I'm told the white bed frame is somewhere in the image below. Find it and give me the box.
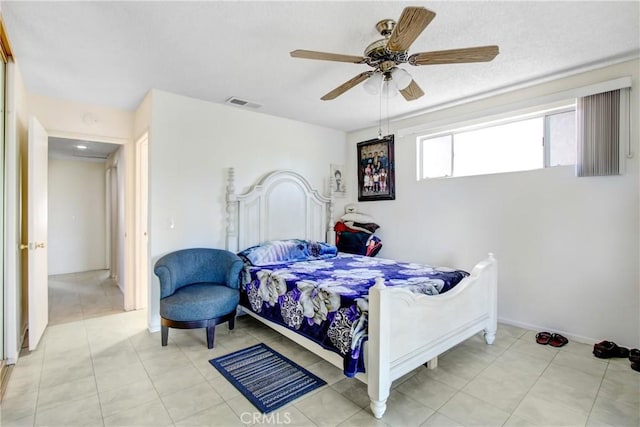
[225,168,497,419]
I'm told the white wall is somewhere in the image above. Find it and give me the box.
[147,90,348,330]
[27,93,133,144]
[48,159,106,275]
[347,59,640,347]
[134,90,152,141]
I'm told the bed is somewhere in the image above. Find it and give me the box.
[225,168,497,419]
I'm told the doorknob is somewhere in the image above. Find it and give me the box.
[35,242,46,249]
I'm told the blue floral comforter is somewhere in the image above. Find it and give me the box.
[239,252,469,377]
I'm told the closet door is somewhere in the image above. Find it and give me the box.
[27,116,49,350]
[0,43,5,366]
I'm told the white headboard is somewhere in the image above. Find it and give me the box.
[225,168,334,252]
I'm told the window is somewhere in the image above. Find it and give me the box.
[418,106,576,179]
[547,110,577,167]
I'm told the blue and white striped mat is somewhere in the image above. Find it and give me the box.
[209,343,327,413]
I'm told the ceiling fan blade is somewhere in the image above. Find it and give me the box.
[290,49,366,64]
[387,7,436,52]
[321,72,373,101]
[399,79,424,101]
[409,45,499,65]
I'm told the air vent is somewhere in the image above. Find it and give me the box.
[225,97,262,109]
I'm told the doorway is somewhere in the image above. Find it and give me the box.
[47,137,124,323]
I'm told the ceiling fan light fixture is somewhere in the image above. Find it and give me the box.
[363,71,383,95]
[391,67,412,90]
[383,79,399,98]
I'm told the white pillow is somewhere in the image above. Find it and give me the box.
[340,212,376,223]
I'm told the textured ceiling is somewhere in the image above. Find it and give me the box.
[2,1,639,134]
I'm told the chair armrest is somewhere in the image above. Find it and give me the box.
[218,251,244,290]
[154,263,176,299]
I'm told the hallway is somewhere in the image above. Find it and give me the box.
[48,270,124,325]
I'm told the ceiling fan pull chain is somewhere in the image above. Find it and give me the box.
[378,84,383,139]
[386,83,391,136]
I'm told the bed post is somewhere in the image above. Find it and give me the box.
[367,277,390,419]
[226,167,238,252]
[327,175,335,244]
[484,253,498,344]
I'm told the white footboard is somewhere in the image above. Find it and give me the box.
[366,253,497,418]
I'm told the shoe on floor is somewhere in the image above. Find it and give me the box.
[536,332,552,345]
[549,333,568,348]
[593,340,629,359]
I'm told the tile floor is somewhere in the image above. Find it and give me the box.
[48,270,125,325]
[1,270,638,427]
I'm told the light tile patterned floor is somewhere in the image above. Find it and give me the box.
[1,270,639,427]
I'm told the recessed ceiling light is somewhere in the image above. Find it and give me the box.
[76,144,88,150]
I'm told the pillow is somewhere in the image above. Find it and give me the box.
[238,239,338,266]
[340,212,376,224]
[344,220,379,233]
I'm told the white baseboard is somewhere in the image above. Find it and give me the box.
[498,316,600,346]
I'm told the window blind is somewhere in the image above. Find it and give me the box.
[576,88,630,177]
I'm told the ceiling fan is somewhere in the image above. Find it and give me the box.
[290,6,499,102]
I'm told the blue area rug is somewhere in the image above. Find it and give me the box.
[209,343,327,413]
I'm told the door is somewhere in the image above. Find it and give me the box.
[27,116,48,350]
[0,50,5,362]
[135,134,149,309]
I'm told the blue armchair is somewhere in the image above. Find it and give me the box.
[154,248,244,349]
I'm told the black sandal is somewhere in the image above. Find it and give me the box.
[593,340,629,359]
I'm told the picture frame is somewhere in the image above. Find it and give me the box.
[330,164,346,197]
[357,135,395,201]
